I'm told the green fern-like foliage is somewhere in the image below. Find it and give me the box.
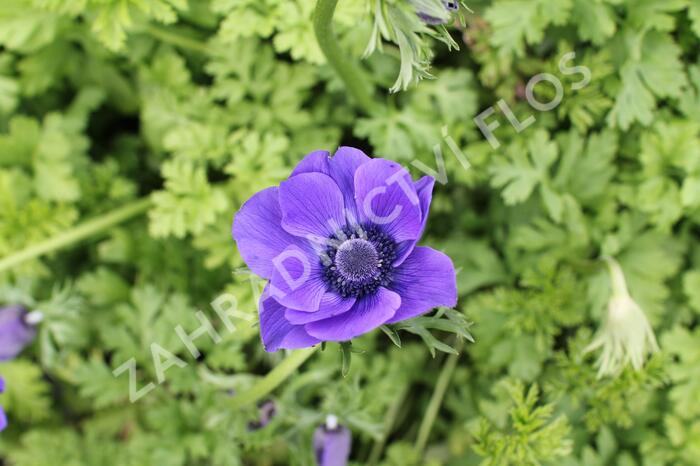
[2,0,700,465]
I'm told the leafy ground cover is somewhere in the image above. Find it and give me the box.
[1,0,699,465]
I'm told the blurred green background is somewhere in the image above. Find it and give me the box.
[1,0,700,465]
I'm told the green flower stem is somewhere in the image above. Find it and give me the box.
[228,347,318,410]
[368,383,409,464]
[0,198,152,273]
[313,0,379,115]
[144,24,212,54]
[414,340,464,453]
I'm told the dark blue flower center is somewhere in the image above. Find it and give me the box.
[335,239,379,281]
[321,225,397,298]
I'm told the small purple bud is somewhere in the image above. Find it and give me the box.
[0,305,39,361]
[228,390,278,431]
[0,376,7,432]
[313,415,351,466]
[248,400,277,430]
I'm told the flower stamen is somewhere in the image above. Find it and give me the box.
[321,225,397,298]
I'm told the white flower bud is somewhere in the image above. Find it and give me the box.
[24,310,44,326]
[325,414,339,431]
[585,256,659,378]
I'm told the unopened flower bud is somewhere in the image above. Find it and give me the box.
[248,400,277,431]
[0,305,39,361]
[585,257,659,377]
[313,415,351,466]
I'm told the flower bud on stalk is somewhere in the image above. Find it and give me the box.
[0,305,41,361]
[586,257,659,377]
[313,414,351,466]
[225,389,278,431]
[248,400,277,431]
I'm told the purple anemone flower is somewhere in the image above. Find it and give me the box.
[232,147,457,352]
[413,0,459,25]
[0,305,38,361]
[0,376,7,432]
[313,416,351,466]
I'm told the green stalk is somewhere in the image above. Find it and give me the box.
[228,347,317,409]
[144,24,212,54]
[368,383,409,464]
[313,0,379,115]
[414,340,463,454]
[0,198,152,273]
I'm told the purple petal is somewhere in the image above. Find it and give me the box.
[394,176,435,266]
[386,246,457,323]
[314,425,352,466]
[291,150,331,177]
[0,376,4,393]
[290,147,371,226]
[285,292,356,325]
[293,148,370,188]
[0,305,36,361]
[259,288,321,352]
[305,287,400,341]
[354,159,422,243]
[232,187,302,279]
[328,147,371,223]
[269,245,327,312]
[414,176,435,234]
[280,173,347,240]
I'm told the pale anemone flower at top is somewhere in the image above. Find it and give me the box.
[411,0,460,25]
[586,256,659,377]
